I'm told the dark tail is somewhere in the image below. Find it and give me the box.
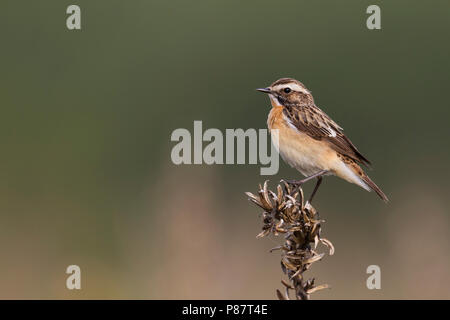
[362,174,389,203]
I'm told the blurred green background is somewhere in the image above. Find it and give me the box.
[1,0,449,299]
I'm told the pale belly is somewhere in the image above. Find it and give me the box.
[272,129,333,176]
[268,109,336,177]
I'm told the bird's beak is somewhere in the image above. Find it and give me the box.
[256,87,272,94]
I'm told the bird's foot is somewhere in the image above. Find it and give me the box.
[282,179,306,186]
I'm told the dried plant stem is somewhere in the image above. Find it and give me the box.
[246,180,334,300]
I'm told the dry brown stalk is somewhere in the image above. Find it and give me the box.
[245,180,334,300]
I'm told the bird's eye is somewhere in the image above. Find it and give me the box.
[283,87,291,93]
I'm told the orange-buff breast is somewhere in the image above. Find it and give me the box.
[267,106,338,177]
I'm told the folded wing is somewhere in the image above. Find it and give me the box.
[283,104,372,167]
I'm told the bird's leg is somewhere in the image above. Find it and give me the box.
[284,170,328,186]
[308,176,323,203]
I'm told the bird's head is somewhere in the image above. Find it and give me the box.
[257,78,314,108]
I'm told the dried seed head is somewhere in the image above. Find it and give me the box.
[246,180,334,300]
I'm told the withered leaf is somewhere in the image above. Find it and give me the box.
[276,289,287,300]
[306,284,330,294]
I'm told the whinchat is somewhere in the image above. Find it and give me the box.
[257,78,388,203]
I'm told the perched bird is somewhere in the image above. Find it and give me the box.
[257,78,388,203]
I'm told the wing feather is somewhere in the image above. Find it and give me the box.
[283,104,371,167]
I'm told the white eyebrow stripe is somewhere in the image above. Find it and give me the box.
[272,83,310,94]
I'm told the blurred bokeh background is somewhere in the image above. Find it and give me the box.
[1,0,449,299]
